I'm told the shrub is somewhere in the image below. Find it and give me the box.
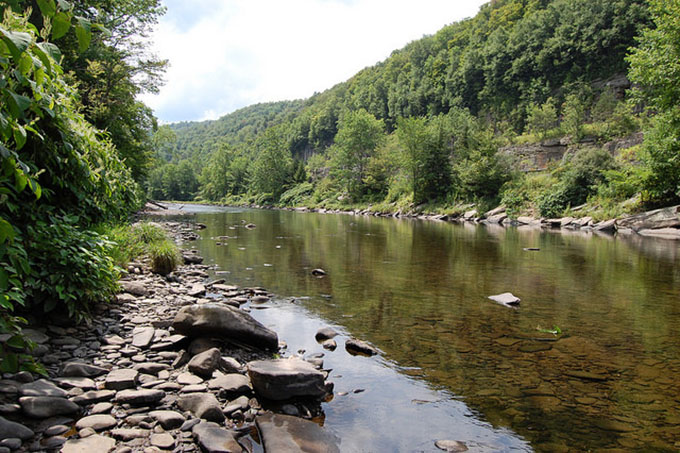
[148,240,181,276]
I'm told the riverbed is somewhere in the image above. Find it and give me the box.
[167,203,680,452]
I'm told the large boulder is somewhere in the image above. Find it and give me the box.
[192,421,242,453]
[247,358,330,401]
[172,304,278,350]
[188,347,222,379]
[256,413,340,453]
[617,205,680,231]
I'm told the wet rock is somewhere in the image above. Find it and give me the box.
[177,393,225,423]
[208,374,251,395]
[345,338,378,356]
[1,438,22,450]
[188,348,221,379]
[61,434,116,453]
[132,327,155,349]
[61,362,108,378]
[105,369,139,390]
[75,414,117,431]
[192,421,241,453]
[488,293,521,307]
[311,269,326,276]
[321,339,337,351]
[19,379,68,398]
[149,410,185,430]
[256,413,340,453]
[315,327,338,341]
[247,358,329,401]
[172,304,278,350]
[182,251,204,265]
[115,389,165,406]
[435,439,469,452]
[0,416,33,440]
[19,396,79,418]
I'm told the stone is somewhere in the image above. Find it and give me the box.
[220,357,243,374]
[61,362,108,378]
[120,281,149,297]
[617,205,680,231]
[91,402,113,414]
[54,377,96,390]
[188,284,206,298]
[19,396,79,418]
[132,327,155,349]
[256,413,340,453]
[188,348,221,379]
[0,438,22,449]
[188,338,220,355]
[133,363,168,376]
[321,339,337,351]
[311,268,326,276]
[315,327,338,341]
[247,358,329,401]
[208,374,251,394]
[177,372,203,385]
[111,428,149,440]
[104,335,126,346]
[115,389,165,406]
[44,424,69,436]
[192,421,241,453]
[593,219,617,232]
[19,379,68,397]
[172,304,278,350]
[105,369,139,390]
[148,410,185,430]
[75,414,117,431]
[70,390,116,405]
[345,338,379,356]
[0,416,33,440]
[176,393,225,423]
[638,227,680,240]
[488,293,521,307]
[61,434,116,453]
[23,329,49,344]
[435,440,469,452]
[150,433,174,449]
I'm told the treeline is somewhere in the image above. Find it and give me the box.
[1,0,164,370]
[148,0,680,217]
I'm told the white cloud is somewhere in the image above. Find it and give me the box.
[140,0,487,123]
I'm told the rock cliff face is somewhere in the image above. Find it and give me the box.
[500,133,643,172]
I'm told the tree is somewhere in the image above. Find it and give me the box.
[627,0,680,203]
[561,90,589,140]
[250,127,293,201]
[526,97,557,140]
[331,109,385,200]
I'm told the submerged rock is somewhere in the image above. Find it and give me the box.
[345,338,378,356]
[256,413,340,453]
[247,358,330,401]
[435,439,469,452]
[172,303,278,350]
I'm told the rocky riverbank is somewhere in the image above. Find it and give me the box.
[0,221,345,453]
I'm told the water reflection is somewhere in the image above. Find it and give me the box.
[176,206,680,452]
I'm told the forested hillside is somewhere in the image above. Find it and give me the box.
[148,0,679,222]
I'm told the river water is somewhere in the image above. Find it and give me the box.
[169,204,680,452]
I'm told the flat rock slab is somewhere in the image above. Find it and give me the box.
[345,339,378,356]
[105,369,139,390]
[248,358,328,401]
[0,416,34,440]
[20,379,68,397]
[71,390,116,405]
[149,410,186,430]
[120,280,149,296]
[61,362,108,378]
[19,396,79,418]
[256,413,340,453]
[132,327,155,349]
[61,434,116,453]
[192,421,242,453]
[75,414,117,431]
[111,428,149,440]
[151,432,175,449]
[115,389,165,406]
[177,393,225,423]
[172,303,278,350]
[488,293,521,307]
[54,377,96,390]
[208,374,251,394]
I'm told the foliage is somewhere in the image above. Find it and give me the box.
[525,98,557,140]
[104,221,179,276]
[148,239,180,275]
[279,182,314,206]
[627,0,680,204]
[250,126,293,202]
[561,88,591,141]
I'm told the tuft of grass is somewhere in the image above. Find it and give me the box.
[102,222,181,274]
[148,239,182,275]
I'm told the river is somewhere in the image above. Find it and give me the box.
[168,204,680,452]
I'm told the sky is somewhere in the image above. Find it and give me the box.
[139,0,488,124]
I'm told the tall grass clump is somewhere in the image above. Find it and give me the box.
[104,222,181,275]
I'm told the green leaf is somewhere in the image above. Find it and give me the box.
[0,269,7,291]
[52,12,71,40]
[18,52,32,74]
[75,17,91,52]
[14,168,27,192]
[6,335,25,349]
[37,42,61,63]
[0,219,15,244]
[36,0,57,18]
[0,352,19,373]
[0,27,32,62]
[5,91,32,118]
[28,178,42,199]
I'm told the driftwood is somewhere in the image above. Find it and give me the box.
[147,199,168,210]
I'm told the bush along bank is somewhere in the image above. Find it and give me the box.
[0,221,348,453]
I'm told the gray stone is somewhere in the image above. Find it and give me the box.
[54,377,96,390]
[188,338,220,355]
[0,416,33,440]
[188,284,206,298]
[172,303,278,350]
[91,402,113,414]
[617,205,680,231]
[115,389,165,406]
[43,424,69,436]
[435,440,469,452]
[61,362,108,378]
[148,410,185,430]
[247,358,329,401]
[70,390,116,405]
[23,329,49,344]
[19,379,68,398]
[315,327,338,341]
[105,369,139,390]
[256,413,340,453]
[188,348,221,379]
[133,362,168,376]
[19,396,79,418]
[150,433,174,449]
[321,339,337,351]
[75,414,117,431]
[132,327,155,349]
[176,393,225,423]
[488,293,521,307]
[191,421,241,453]
[208,374,250,394]
[177,372,203,385]
[345,338,379,356]
[638,227,680,240]
[111,428,149,440]
[61,434,116,453]
[594,219,617,232]
[120,281,149,297]
[219,357,243,374]
[0,438,22,449]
